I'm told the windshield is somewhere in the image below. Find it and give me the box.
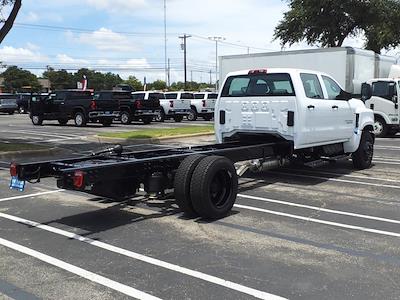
[221,73,295,97]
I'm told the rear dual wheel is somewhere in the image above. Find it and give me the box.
[174,155,238,219]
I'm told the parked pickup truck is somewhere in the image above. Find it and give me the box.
[188,92,217,121]
[116,91,161,125]
[0,94,18,114]
[158,92,192,122]
[11,68,374,220]
[30,90,120,127]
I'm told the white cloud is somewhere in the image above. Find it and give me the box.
[86,0,146,13]
[0,46,47,64]
[24,11,39,23]
[72,28,136,52]
[56,54,90,65]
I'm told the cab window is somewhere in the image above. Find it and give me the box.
[165,93,177,99]
[195,94,205,99]
[181,93,194,99]
[207,93,218,99]
[372,81,397,101]
[132,93,145,100]
[300,73,324,99]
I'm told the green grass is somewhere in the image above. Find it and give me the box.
[100,125,214,139]
[0,143,47,152]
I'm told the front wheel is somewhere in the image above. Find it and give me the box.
[187,109,197,121]
[374,117,387,138]
[120,111,132,125]
[154,110,165,122]
[18,106,26,114]
[31,115,43,126]
[352,131,374,170]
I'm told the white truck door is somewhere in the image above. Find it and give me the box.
[299,73,334,145]
[321,75,354,141]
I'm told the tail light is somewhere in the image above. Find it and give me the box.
[73,171,85,189]
[135,100,143,109]
[10,162,18,177]
[169,100,174,108]
[90,100,97,110]
[202,100,206,107]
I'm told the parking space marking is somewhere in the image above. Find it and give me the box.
[0,190,64,203]
[375,145,400,150]
[281,168,400,183]
[373,160,400,165]
[0,237,161,300]
[234,204,400,238]
[270,171,400,189]
[238,194,400,224]
[0,212,286,300]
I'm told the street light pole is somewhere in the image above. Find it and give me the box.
[208,36,225,91]
[163,0,168,86]
[179,34,191,90]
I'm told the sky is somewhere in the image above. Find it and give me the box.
[0,0,399,84]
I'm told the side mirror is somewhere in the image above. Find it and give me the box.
[361,83,372,102]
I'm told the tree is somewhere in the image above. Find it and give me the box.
[43,67,75,90]
[273,0,400,53]
[1,65,41,92]
[147,80,167,91]
[0,0,21,44]
[124,76,143,91]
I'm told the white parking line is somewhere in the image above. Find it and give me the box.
[0,237,161,300]
[270,171,400,189]
[0,212,286,300]
[238,194,400,225]
[373,160,400,165]
[234,204,400,238]
[282,169,400,184]
[0,190,65,203]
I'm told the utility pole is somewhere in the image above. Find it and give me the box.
[167,58,171,87]
[208,36,225,91]
[164,0,168,85]
[209,70,212,85]
[191,70,193,82]
[179,34,191,90]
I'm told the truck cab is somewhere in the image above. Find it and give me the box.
[188,92,217,121]
[216,68,374,160]
[159,92,192,122]
[362,79,400,137]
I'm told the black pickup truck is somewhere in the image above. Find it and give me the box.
[29,90,120,127]
[95,91,161,125]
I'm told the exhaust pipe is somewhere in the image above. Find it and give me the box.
[236,157,289,176]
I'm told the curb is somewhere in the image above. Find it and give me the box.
[91,132,215,144]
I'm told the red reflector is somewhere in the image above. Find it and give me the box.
[169,100,174,108]
[248,69,268,75]
[135,100,143,109]
[73,171,84,189]
[10,163,17,177]
[202,100,206,107]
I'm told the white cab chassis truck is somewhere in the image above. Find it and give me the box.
[361,66,400,137]
[10,68,375,220]
[188,92,218,121]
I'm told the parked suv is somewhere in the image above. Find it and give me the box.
[158,92,191,122]
[30,90,120,127]
[108,91,161,125]
[0,94,18,115]
[189,92,217,121]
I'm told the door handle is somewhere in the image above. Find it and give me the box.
[307,105,315,110]
[332,105,339,109]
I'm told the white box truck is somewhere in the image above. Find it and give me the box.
[220,47,398,136]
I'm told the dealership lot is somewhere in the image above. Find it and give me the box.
[1,124,400,299]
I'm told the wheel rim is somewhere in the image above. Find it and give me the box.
[188,111,195,121]
[32,116,39,124]
[374,120,383,135]
[75,114,83,125]
[19,107,24,113]
[209,169,233,208]
[121,113,129,124]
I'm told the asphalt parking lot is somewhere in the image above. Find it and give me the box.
[1,114,400,299]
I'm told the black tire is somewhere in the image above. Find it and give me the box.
[174,154,206,217]
[190,156,238,219]
[174,115,183,123]
[31,115,43,126]
[155,109,165,122]
[101,119,113,127]
[203,115,213,121]
[352,131,374,170]
[74,111,87,127]
[8,111,14,115]
[58,119,68,126]
[373,116,387,138]
[142,116,152,125]
[120,111,132,125]
[187,108,197,121]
